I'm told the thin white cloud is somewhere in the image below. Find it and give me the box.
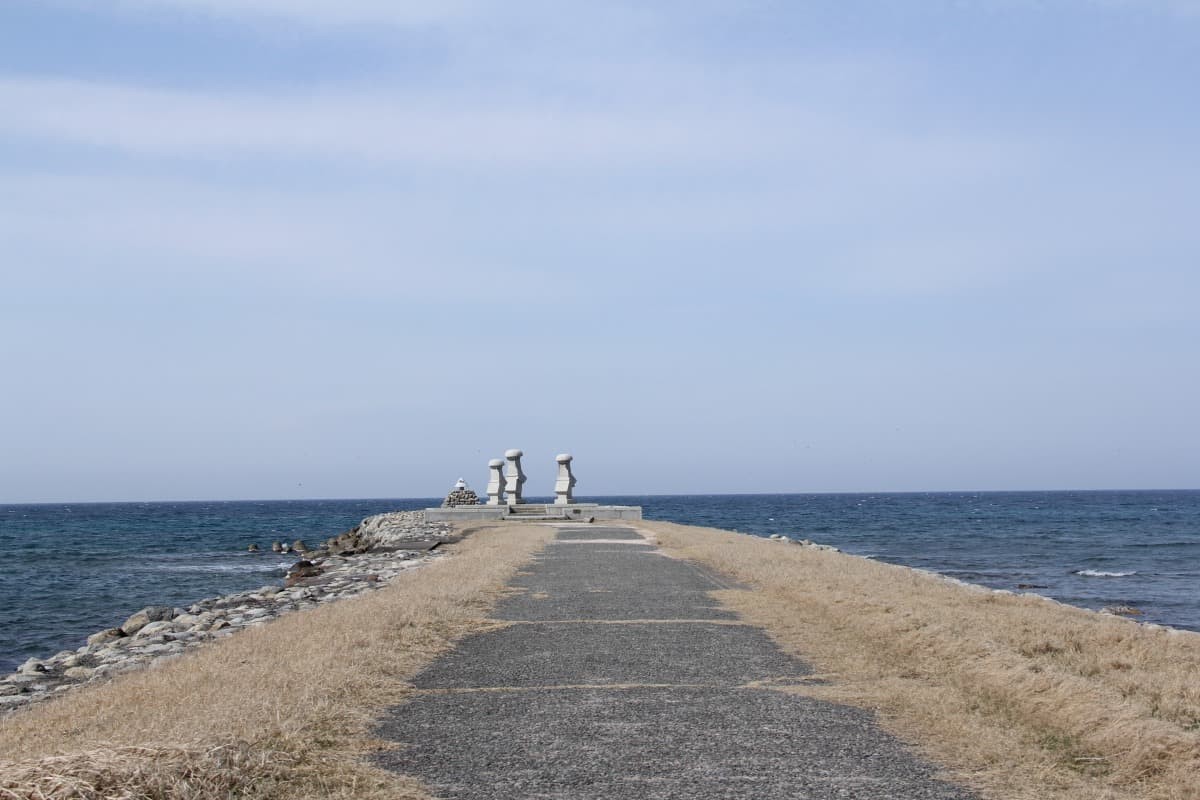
[0,74,1033,178]
[101,0,480,27]
[92,0,1200,27]
[0,76,754,167]
[5,68,1140,312]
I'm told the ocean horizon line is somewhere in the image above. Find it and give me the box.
[3,486,1199,507]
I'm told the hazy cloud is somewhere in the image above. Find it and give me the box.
[2,0,1197,500]
[84,0,481,27]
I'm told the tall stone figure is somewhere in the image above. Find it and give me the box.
[486,458,505,506]
[504,449,526,505]
[554,453,577,505]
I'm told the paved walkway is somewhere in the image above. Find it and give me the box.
[376,525,977,799]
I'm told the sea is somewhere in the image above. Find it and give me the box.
[2,490,1197,673]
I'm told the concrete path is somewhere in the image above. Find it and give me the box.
[376,525,978,799]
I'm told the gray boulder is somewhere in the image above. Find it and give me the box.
[120,606,175,636]
[135,620,175,638]
[18,658,47,675]
[285,560,323,587]
[87,627,126,646]
[323,528,369,556]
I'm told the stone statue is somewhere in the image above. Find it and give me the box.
[554,453,577,505]
[486,459,505,505]
[504,449,527,505]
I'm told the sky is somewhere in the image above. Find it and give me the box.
[1,0,1197,502]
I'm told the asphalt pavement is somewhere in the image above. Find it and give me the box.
[375,524,978,799]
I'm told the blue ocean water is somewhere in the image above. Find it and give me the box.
[0,498,434,673]
[1,491,1197,673]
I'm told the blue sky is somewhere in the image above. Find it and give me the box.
[2,1,1197,502]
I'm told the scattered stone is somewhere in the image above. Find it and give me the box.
[120,606,175,636]
[1103,605,1144,617]
[136,620,175,638]
[271,541,283,552]
[0,684,20,696]
[87,628,126,647]
[248,543,260,552]
[325,528,369,556]
[63,666,94,680]
[6,674,43,688]
[285,560,323,587]
[292,539,308,553]
[18,658,47,675]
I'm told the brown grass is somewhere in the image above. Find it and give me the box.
[0,523,553,800]
[638,519,1200,800]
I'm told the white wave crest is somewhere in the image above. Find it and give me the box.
[1074,569,1137,578]
[160,562,291,573]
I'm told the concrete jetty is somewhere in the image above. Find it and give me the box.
[376,523,977,799]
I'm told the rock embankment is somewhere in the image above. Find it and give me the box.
[0,511,452,715]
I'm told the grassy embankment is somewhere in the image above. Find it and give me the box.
[0,523,554,800]
[638,519,1200,800]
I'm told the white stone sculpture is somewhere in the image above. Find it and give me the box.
[504,449,527,505]
[486,459,505,505]
[554,453,577,505]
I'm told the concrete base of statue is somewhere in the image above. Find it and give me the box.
[424,503,642,523]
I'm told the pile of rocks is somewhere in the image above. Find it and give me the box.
[0,511,453,715]
[441,479,480,508]
[442,488,480,507]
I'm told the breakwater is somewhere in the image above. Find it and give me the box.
[2,490,1198,677]
[619,490,1200,632]
[0,511,450,714]
[0,498,436,672]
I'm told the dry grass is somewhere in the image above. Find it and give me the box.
[0,523,553,800]
[638,519,1200,800]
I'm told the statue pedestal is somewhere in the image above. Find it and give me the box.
[424,503,642,523]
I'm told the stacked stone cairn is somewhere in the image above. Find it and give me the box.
[441,477,480,507]
[0,510,452,715]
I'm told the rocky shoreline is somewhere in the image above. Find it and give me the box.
[0,511,453,716]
